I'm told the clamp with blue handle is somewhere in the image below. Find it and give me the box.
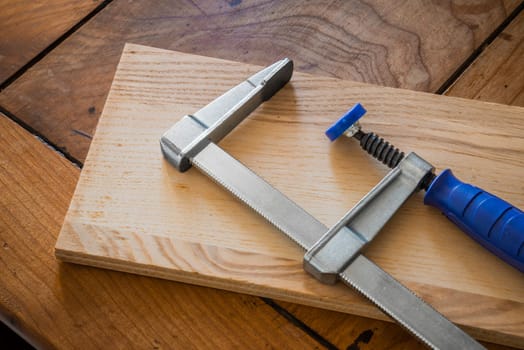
[326,103,524,272]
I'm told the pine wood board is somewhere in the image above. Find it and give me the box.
[0,0,518,163]
[56,44,524,347]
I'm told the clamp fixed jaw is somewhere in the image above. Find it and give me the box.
[160,58,293,172]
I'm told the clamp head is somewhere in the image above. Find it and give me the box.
[325,103,367,141]
[160,58,293,172]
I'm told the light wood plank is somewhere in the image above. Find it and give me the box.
[56,44,524,348]
[0,0,517,162]
[0,0,102,84]
[446,11,524,106]
[0,113,327,349]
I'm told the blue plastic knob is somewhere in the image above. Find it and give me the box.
[424,169,524,272]
[325,103,367,141]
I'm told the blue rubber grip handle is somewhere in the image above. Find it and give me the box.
[424,169,524,272]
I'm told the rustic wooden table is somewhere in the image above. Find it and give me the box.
[0,1,523,349]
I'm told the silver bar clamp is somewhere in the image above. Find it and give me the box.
[160,58,484,349]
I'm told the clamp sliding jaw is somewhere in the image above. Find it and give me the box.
[304,152,434,284]
[160,59,483,349]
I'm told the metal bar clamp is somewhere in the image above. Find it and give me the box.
[160,59,484,349]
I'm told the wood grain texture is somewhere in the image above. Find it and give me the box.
[56,44,524,347]
[0,0,102,84]
[0,136,490,350]
[0,111,459,350]
[446,10,524,106]
[276,302,518,350]
[289,10,524,343]
[2,2,522,348]
[0,113,331,349]
[0,0,518,162]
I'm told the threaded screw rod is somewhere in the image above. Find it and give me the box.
[353,130,435,190]
[354,130,404,168]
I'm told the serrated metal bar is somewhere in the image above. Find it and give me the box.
[340,256,482,349]
[190,141,483,350]
[192,142,325,249]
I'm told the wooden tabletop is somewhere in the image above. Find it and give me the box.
[1,1,523,349]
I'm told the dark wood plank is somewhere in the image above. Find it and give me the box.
[0,0,519,163]
[0,0,103,84]
[0,113,325,349]
[278,303,515,349]
[445,10,524,106]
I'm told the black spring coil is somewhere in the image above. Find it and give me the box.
[359,132,404,168]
